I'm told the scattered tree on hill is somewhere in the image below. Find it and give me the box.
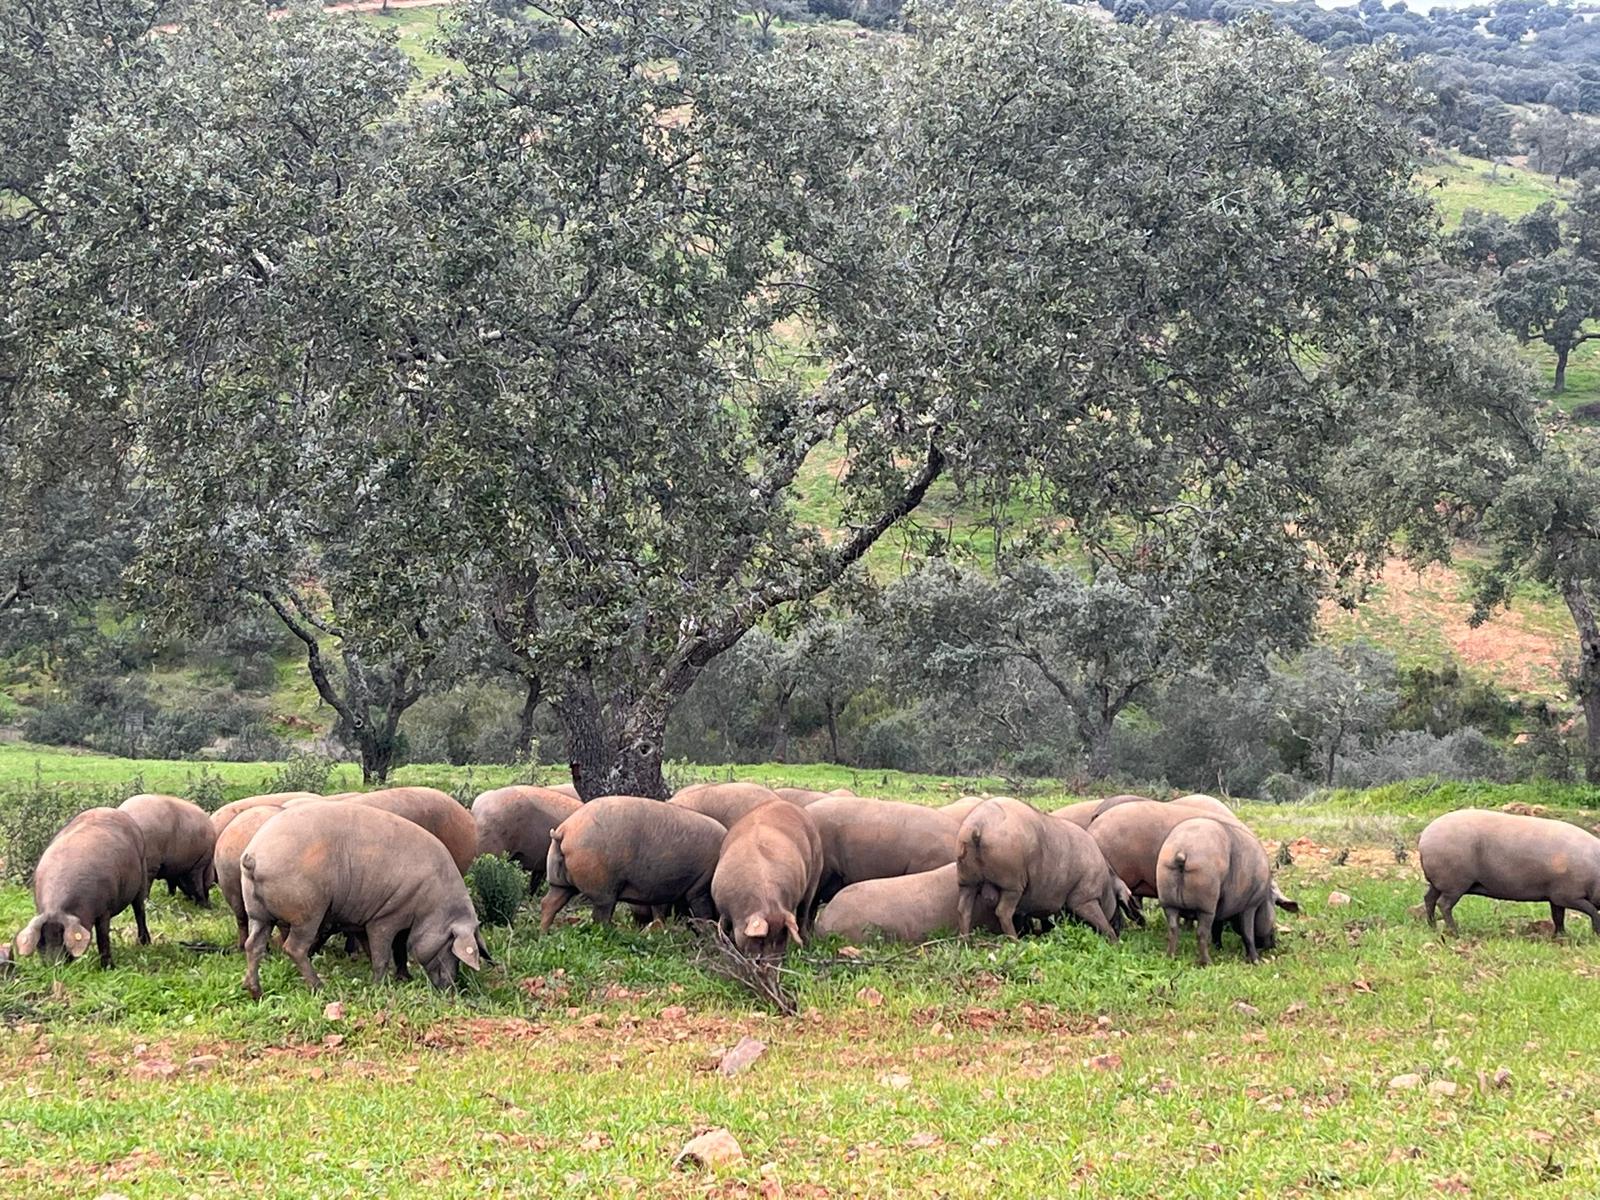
[1492,250,1600,392]
[1271,641,1400,786]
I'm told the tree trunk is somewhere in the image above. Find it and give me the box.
[825,697,840,763]
[773,684,794,763]
[555,676,670,801]
[1324,725,1341,788]
[1086,715,1113,779]
[1558,571,1600,785]
[1555,343,1570,394]
[514,676,541,759]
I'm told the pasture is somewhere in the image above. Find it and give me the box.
[3,759,1600,1197]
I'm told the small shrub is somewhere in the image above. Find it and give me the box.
[1274,841,1294,868]
[1330,847,1350,866]
[1392,837,1409,864]
[182,766,228,814]
[266,752,337,796]
[468,853,526,926]
[0,770,98,884]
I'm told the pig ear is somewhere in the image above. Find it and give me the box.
[452,929,482,971]
[785,913,804,949]
[62,917,92,959]
[743,915,769,940]
[1274,896,1300,914]
[14,916,43,958]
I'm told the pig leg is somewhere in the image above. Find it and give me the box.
[1240,909,1260,964]
[243,918,272,1000]
[392,929,412,981]
[687,889,716,923]
[95,913,114,969]
[993,889,1022,939]
[133,893,151,945]
[956,885,977,938]
[1068,900,1117,943]
[1423,884,1441,927]
[1436,892,1462,934]
[1563,897,1600,935]
[1551,904,1567,936]
[540,886,577,933]
[234,908,249,951]
[1194,912,1215,966]
[365,919,402,983]
[1164,907,1182,957]
[282,923,325,993]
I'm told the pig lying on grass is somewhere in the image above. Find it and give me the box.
[817,863,1004,943]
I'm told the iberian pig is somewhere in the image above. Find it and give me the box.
[1419,808,1600,936]
[712,802,823,960]
[240,803,483,998]
[540,796,725,931]
[214,805,283,949]
[16,808,150,967]
[806,797,961,902]
[1157,816,1282,965]
[817,863,1004,943]
[348,787,478,875]
[956,798,1127,941]
[670,781,788,828]
[471,785,581,888]
[118,793,216,905]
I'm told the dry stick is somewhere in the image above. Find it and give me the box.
[688,919,797,1016]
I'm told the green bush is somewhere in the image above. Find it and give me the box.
[266,752,337,796]
[467,853,526,926]
[0,771,103,884]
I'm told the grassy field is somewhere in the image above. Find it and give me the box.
[4,764,1600,1195]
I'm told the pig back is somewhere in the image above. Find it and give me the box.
[669,782,787,828]
[472,786,580,864]
[118,793,215,880]
[808,798,960,892]
[348,787,478,874]
[1419,809,1600,900]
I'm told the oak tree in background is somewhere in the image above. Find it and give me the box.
[7,0,1535,795]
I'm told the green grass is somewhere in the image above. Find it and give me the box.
[1419,153,1570,226]
[5,775,1600,1194]
[355,5,457,86]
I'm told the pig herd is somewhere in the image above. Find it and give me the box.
[11,781,1595,998]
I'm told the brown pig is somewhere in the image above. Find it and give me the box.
[806,797,961,902]
[956,798,1128,941]
[1171,793,1234,818]
[241,803,484,998]
[1419,808,1600,936]
[118,793,216,906]
[471,785,581,887]
[1052,799,1103,829]
[16,808,150,968]
[540,796,725,931]
[670,781,789,828]
[712,802,823,960]
[772,787,853,806]
[1089,800,1256,900]
[1089,793,1156,820]
[1157,816,1285,965]
[214,805,284,948]
[348,787,477,875]
[817,863,1004,943]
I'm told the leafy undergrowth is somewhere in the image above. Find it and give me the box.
[4,793,1600,1196]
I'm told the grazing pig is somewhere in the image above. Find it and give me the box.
[670,782,788,828]
[1157,816,1283,965]
[118,793,216,905]
[940,796,990,823]
[215,805,284,949]
[348,787,477,875]
[1089,800,1264,900]
[817,863,1004,943]
[712,802,824,960]
[241,803,484,998]
[540,796,725,931]
[16,808,150,968]
[1418,809,1600,936]
[471,786,581,887]
[956,798,1127,941]
[212,793,319,837]
[806,797,962,902]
